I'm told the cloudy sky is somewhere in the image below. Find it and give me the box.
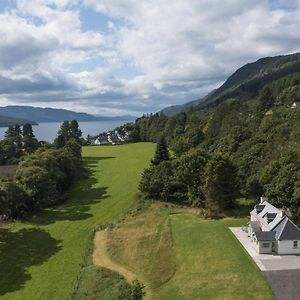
[0,0,300,116]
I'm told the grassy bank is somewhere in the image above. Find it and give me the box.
[105,204,274,300]
[0,143,155,300]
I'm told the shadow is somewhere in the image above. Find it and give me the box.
[22,156,115,226]
[0,228,62,295]
[225,199,256,218]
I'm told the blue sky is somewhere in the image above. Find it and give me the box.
[0,0,299,116]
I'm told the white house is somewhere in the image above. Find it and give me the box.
[291,101,300,109]
[248,197,300,255]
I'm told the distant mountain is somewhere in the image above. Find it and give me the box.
[0,106,136,123]
[0,115,37,127]
[161,53,300,116]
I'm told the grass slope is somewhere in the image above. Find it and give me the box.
[106,203,273,299]
[0,143,155,300]
[155,213,274,300]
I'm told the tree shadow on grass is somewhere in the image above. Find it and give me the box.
[0,228,62,296]
[23,156,115,225]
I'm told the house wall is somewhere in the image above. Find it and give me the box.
[277,240,300,254]
[258,241,273,254]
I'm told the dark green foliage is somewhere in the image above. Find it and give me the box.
[257,86,274,112]
[0,122,83,218]
[151,136,170,165]
[204,154,239,211]
[54,120,82,148]
[130,280,146,300]
[0,123,40,164]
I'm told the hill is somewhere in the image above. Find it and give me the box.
[0,106,135,123]
[161,53,300,116]
[0,114,37,127]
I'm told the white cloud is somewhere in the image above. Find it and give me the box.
[0,0,300,115]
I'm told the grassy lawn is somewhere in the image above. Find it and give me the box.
[0,143,155,300]
[154,213,274,300]
[106,204,274,300]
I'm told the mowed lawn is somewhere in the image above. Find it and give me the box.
[0,143,155,300]
[154,213,274,300]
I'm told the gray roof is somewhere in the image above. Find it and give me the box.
[273,217,300,241]
[254,231,276,241]
[249,221,261,229]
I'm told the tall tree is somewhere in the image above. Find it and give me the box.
[69,120,82,143]
[257,86,274,112]
[22,123,35,138]
[151,136,170,165]
[204,153,239,212]
[22,123,39,153]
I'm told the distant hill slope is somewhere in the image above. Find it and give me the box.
[161,53,300,116]
[0,106,135,123]
[0,115,37,127]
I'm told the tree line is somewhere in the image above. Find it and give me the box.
[0,123,39,165]
[136,73,300,220]
[140,137,239,217]
[0,120,83,219]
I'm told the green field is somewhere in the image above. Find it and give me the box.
[0,143,155,300]
[106,204,274,300]
[155,213,274,300]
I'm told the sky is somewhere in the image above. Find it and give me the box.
[0,0,300,116]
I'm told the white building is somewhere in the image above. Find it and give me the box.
[291,101,300,109]
[249,197,300,255]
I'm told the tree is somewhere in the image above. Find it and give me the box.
[151,136,170,165]
[15,166,56,209]
[22,123,39,153]
[69,120,82,143]
[204,154,239,212]
[257,86,274,112]
[22,123,35,138]
[54,120,83,148]
[177,149,208,207]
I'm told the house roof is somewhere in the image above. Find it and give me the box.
[249,221,261,229]
[273,217,300,241]
[254,231,276,241]
[251,201,284,230]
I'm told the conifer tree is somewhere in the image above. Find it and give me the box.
[151,136,170,165]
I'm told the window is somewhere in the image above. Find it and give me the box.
[262,243,270,248]
[293,241,298,249]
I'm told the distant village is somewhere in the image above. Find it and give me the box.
[86,125,131,146]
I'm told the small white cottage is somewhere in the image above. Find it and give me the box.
[249,197,300,255]
[291,101,300,109]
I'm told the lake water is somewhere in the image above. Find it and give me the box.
[0,120,131,142]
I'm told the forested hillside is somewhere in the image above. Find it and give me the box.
[161,53,300,116]
[0,115,36,127]
[129,54,300,222]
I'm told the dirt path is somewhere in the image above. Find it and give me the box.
[93,230,151,299]
[93,231,137,282]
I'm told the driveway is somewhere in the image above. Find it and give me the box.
[229,227,300,271]
[230,227,300,300]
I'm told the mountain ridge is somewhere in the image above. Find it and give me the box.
[161,53,300,116]
[0,105,136,123]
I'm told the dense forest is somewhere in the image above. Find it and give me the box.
[133,56,300,222]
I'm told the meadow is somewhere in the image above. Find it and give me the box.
[0,143,155,300]
[106,204,274,299]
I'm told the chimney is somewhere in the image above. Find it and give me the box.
[281,207,288,218]
[260,196,268,204]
